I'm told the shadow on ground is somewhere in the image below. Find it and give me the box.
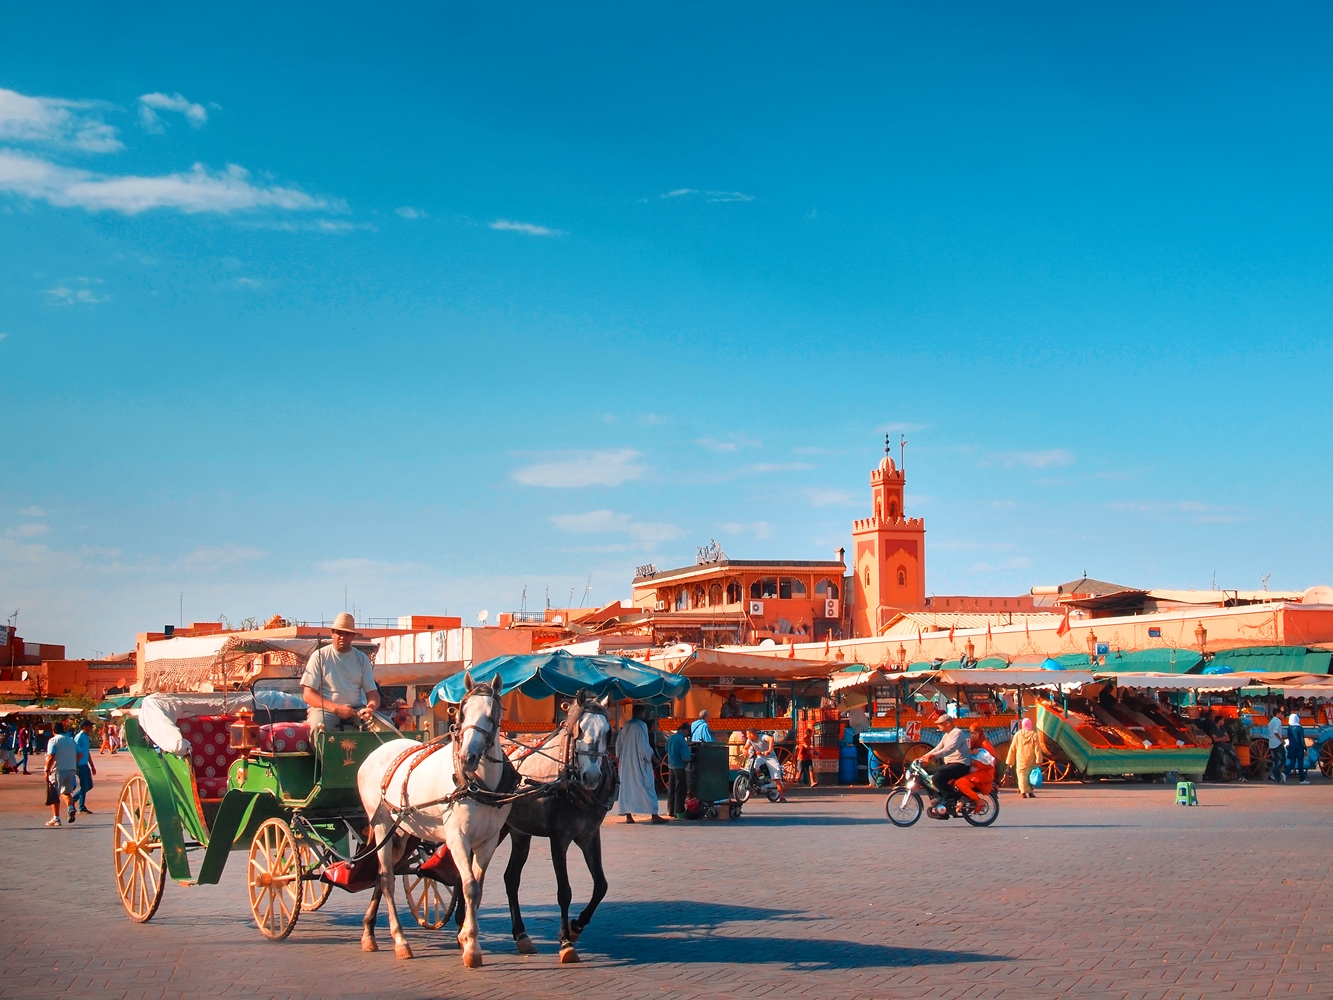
[326,899,1007,970]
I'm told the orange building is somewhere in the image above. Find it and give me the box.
[850,453,927,636]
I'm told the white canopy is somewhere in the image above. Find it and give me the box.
[1099,672,1250,692]
[829,667,1094,693]
[138,689,305,755]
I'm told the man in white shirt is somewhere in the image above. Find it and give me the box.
[1267,711,1286,783]
[921,715,972,800]
[301,613,380,732]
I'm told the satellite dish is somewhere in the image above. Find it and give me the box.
[476,610,489,625]
[552,615,564,625]
[758,639,777,649]
[20,670,28,681]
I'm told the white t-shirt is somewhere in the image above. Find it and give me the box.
[300,645,377,708]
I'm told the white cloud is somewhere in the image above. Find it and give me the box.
[992,449,1075,470]
[236,277,262,289]
[0,87,121,152]
[19,506,44,517]
[45,278,108,305]
[513,449,645,488]
[550,510,681,547]
[878,421,926,434]
[0,151,333,215]
[0,332,7,341]
[1107,500,1242,524]
[749,462,815,474]
[808,488,859,507]
[180,544,267,569]
[719,520,773,540]
[6,523,49,538]
[661,188,698,198]
[395,206,425,219]
[659,188,755,203]
[696,434,761,454]
[138,92,208,132]
[489,219,563,237]
[968,557,1033,573]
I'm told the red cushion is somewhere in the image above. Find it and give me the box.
[258,723,312,754]
[177,716,241,799]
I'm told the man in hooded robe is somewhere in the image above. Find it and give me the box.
[616,704,664,823]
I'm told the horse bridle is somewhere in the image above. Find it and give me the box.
[561,699,610,781]
[452,681,506,783]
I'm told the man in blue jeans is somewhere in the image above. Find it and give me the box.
[1287,713,1309,784]
[73,719,97,813]
[665,722,693,819]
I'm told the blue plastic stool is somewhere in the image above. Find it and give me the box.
[1175,781,1198,806]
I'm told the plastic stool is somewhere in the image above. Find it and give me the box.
[1175,781,1198,806]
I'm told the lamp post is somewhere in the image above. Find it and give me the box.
[896,643,907,669]
[1086,631,1099,666]
[1194,621,1208,655]
[964,638,975,665]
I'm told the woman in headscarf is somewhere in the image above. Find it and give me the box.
[955,725,997,809]
[1006,717,1044,798]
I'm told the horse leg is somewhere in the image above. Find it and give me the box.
[361,882,382,953]
[361,821,393,952]
[448,834,485,968]
[569,830,608,944]
[378,833,414,959]
[549,836,579,963]
[503,832,537,954]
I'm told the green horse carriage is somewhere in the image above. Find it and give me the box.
[114,646,444,940]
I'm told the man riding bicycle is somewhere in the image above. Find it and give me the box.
[920,715,972,807]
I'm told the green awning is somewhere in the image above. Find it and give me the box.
[1097,648,1202,674]
[1205,646,1331,675]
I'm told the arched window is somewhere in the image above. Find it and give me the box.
[692,586,706,609]
[750,577,777,599]
[708,583,723,606]
[675,588,689,610]
[864,567,871,587]
[725,581,742,604]
[888,499,899,519]
[815,579,840,600]
[897,565,907,587]
[778,577,807,599]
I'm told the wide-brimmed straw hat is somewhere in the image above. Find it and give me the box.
[330,612,359,635]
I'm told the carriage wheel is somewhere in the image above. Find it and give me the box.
[298,841,332,912]
[657,758,670,792]
[1246,741,1273,781]
[248,817,303,940]
[403,872,451,929]
[1042,759,1072,783]
[1319,742,1333,779]
[776,746,797,784]
[113,774,166,923]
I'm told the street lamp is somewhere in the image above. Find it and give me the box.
[1086,631,1099,665]
[896,643,907,669]
[964,638,975,662]
[1194,622,1208,654]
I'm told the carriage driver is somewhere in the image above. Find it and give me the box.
[301,612,380,732]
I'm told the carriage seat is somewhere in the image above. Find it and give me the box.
[177,716,242,800]
[258,723,312,754]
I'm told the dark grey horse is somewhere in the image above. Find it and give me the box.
[503,691,617,963]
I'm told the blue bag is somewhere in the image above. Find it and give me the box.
[1028,766,1043,788]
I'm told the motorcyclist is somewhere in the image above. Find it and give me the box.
[744,729,787,800]
[920,715,972,808]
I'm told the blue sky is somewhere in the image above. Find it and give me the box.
[3,4,1332,655]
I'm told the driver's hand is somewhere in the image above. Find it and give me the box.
[335,704,355,720]
[357,706,375,722]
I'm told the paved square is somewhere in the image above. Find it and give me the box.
[3,754,1330,999]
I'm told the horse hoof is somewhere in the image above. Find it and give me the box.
[516,934,537,955]
[395,944,414,960]
[568,925,582,943]
[361,938,379,953]
[559,945,581,964]
[463,950,484,969]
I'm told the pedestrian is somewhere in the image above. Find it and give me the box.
[1006,718,1045,798]
[73,719,97,813]
[689,709,714,742]
[616,705,664,823]
[1287,712,1309,784]
[16,724,31,774]
[44,721,79,827]
[1267,709,1287,783]
[796,738,816,787]
[665,721,692,820]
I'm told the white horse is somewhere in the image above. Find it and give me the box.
[356,672,510,967]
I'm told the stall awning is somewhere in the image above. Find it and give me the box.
[430,650,690,705]
[1095,648,1203,673]
[830,667,1093,692]
[658,647,841,681]
[1098,672,1251,691]
[1207,646,1331,675]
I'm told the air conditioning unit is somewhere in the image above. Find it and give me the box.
[748,600,764,616]
[825,599,840,618]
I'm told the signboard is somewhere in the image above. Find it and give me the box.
[1095,642,1109,656]
[904,721,921,742]
[1148,627,1162,638]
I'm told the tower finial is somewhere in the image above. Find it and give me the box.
[884,432,891,455]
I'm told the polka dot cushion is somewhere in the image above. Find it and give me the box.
[258,723,312,754]
[177,716,242,799]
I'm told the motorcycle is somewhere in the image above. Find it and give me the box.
[883,758,999,828]
[731,753,786,804]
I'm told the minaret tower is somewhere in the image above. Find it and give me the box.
[851,435,927,636]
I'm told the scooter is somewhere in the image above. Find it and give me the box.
[883,758,999,828]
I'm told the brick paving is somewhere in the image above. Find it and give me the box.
[2,752,1331,999]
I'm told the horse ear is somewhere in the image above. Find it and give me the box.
[600,693,612,709]
[463,671,474,692]
[490,672,503,692]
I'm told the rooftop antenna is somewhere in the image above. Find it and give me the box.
[568,587,575,607]
[179,592,184,627]
[545,586,550,610]
[1212,570,1217,591]
[344,585,348,612]
[579,574,592,608]
[899,434,907,472]
[520,586,527,613]
[1261,573,1271,591]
